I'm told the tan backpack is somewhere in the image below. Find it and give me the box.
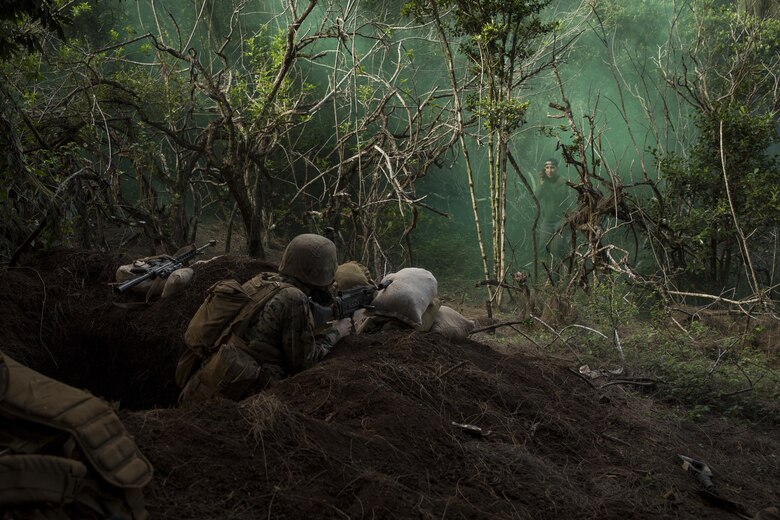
[175,274,290,388]
[0,352,152,519]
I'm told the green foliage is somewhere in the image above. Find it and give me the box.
[695,1,780,106]
[629,321,780,422]
[553,291,780,422]
[580,273,640,331]
[658,108,780,280]
[653,1,780,284]
[545,274,780,422]
[466,96,529,132]
[70,3,92,18]
[235,29,313,124]
[447,0,554,78]
[0,0,67,58]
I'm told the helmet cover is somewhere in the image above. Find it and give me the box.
[279,234,337,287]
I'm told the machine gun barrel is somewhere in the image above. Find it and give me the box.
[309,280,391,327]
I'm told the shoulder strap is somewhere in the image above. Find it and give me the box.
[214,280,292,348]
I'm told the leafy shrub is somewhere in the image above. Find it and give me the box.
[631,321,780,422]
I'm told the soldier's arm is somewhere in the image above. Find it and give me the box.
[279,288,339,374]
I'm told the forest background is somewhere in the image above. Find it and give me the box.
[2,0,780,412]
[3,0,780,304]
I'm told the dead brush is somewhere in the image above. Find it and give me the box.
[238,392,323,485]
[239,392,293,444]
[364,358,454,412]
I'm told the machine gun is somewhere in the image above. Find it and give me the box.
[309,280,391,328]
[114,240,217,293]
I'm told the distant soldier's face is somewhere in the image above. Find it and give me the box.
[544,162,557,177]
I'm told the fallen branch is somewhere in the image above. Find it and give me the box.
[599,379,657,389]
[532,315,583,364]
[718,387,754,399]
[438,360,468,379]
[601,432,632,448]
[666,290,760,315]
[470,320,527,334]
[469,321,547,350]
[559,323,608,339]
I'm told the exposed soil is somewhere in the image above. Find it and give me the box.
[2,250,778,519]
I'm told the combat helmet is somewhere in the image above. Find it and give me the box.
[279,234,337,287]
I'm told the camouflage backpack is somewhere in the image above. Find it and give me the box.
[175,274,291,388]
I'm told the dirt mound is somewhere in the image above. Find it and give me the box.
[2,250,779,519]
[121,330,780,519]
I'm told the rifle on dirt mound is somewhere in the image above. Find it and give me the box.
[114,240,217,293]
[309,280,391,327]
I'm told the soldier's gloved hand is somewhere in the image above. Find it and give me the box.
[333,317,353,339]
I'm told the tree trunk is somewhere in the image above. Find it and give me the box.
[247,164,267,260]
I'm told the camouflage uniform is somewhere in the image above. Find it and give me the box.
[179,234,342,406]
[241,273,341,379]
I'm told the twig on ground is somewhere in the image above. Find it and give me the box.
[599,379,657,389]
[470,320,528,334]
[559,323,608,339]
[718,387,754,399]
[532,315,583,364]
[439,360,468,379]
[470,321,545,350]
[601,432,632,448]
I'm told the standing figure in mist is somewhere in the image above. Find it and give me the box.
[534,158,573,261]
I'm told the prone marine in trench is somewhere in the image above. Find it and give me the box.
[176,234,352,406]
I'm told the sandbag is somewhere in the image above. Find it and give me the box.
[115,262,192,300]
[418,298,441,332]
[353,298,440,334]
[334,261,372,291]
[114,262,161,297]
[431,305,475,340]
[371,268,437,327]
[160,267,194,298]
